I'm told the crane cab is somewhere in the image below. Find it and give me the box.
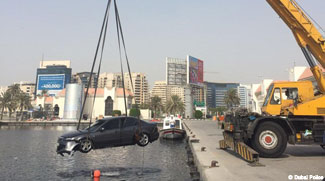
[261,81,322,116]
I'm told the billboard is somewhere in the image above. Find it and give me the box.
[37,74,65,95]
[166,57,187,85]
[187,55,204,85]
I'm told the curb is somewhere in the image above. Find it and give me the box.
[183,121,207,181]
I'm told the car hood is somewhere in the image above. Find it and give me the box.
[61,130,89,138]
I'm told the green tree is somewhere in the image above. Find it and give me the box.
[17,93,32,121]
[6,85,21,119]
[129,108,141,118]
[194,110,203,119]
[224,88,240,109]
[0,92,11,120]
[150,96,163,119]
[132,104,139,109]
[112,110,121,116]
[165,95,184,115]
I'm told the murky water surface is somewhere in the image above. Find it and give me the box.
[0,126,191,181]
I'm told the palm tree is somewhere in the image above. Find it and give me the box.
[8,84,21,96]
[224,88,240,109]
[17,93,32,121]
[0,92,11,120]
[166,95,184,115]
[150,96,163,119]
[6,84,22,119]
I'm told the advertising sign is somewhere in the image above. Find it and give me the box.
[187,55,204,85]
[37,74,65,91]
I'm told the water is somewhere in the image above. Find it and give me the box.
[0,126,191,181]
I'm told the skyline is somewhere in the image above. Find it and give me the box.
[1,0,325,87]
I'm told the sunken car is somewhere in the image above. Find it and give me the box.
[57,116,159,156]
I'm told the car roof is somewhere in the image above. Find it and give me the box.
[100,116,138,121]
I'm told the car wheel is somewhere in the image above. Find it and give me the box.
[251,122,287,158]
[79,139,93,153]
[137,133,149,147]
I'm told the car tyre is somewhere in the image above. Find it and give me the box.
[137,133,150,147]
[79,139,93,153]
[251,121,287,158]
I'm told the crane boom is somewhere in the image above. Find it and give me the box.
[267,0,325,93]
[219,0,325,162]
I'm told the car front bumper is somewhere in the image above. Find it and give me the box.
[56,138,79,156]
[150,130,160,142]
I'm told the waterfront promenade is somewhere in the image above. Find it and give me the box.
[184,120,325,181]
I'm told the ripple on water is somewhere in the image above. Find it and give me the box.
[0,126,191,181]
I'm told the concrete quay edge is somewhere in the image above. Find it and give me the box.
[183,121,236,181]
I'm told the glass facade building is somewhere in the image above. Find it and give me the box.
[205,82,239,108]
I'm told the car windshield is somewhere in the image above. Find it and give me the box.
[263,84,274,107]
[85,119,106,132]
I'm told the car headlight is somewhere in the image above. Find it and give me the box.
[65,137,76,141]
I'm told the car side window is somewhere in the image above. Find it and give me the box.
[102,119,120,130]
[123,118,137,128]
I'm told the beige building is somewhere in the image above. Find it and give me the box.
[150,81,167,105]
[124,73,149,105]
[72,72,98,88]
[99,72,149,105]
[14,81,36,99]
[39,60,71,68]
[166,85,186,104]
[98,72,122,88]
[192,85,205,104]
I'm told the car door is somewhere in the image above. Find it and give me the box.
[92,118,121,148]
[120,117,138,145]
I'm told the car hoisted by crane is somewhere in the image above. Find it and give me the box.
[220,0,325,164]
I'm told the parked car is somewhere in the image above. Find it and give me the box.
[57,116,159,156]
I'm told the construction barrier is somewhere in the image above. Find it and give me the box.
[235,142,259,163]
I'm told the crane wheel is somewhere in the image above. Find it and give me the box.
[251,121,287,158]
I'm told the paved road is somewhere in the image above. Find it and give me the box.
[184,120,325,181]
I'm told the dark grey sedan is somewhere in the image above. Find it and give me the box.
[57,116,159,156]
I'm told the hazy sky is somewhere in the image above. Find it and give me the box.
[1,0,324,87]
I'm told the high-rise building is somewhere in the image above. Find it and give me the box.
[124,73,149,105]
[98,72,122,88]
[238,84,252,110]
[167,85,186,104]
[72,72,98,88]
[166,85,193,118]
[97,72,149,105]
[192,84,205,107]
[150,81,167,105]
[35,60,72,96]
[164,55,205,118]
[204,82,239,108]
[166,57,187,86]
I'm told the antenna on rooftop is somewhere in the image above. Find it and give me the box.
[41,53,44,68]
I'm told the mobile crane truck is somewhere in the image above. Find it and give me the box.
[219,0,325,164]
